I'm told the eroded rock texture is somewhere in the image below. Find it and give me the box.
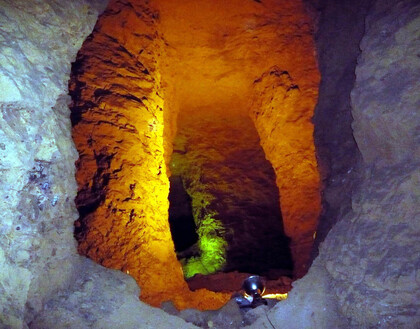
[248,1,420,328]
[69,0,185,306]
[155,0,322,278]
[2,0,419,327]
[328,0,420,326]
[311,0,375,249]
[70,0,321,308]
[0,0,107,326]
[30,257,200,329]
[171,109,292,277]
[0,0,210,327]
[70,0,229,310]
[251,67,321,277]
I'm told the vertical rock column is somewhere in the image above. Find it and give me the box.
[251,66,321,277]
[70,0,187,306]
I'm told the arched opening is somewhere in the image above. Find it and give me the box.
[168,105,293,279]
[69,0,321,310]
[2,0,418,326]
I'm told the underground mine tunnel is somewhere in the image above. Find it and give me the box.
[69,0,320,310]
[70,1,320,307]
[2,0,419,327]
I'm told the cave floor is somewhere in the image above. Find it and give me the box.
[186,271,292,296]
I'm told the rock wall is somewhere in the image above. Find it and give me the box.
[69,0,186,307]
[156,0,322,278]
[30,257,199,329]
[0,0,209,327]
[248,0,420,328]
[69,0,228,310]
[311,0,375,249]
[1,0,419,327]
[251,66,321,278]
[70,0,320,306]
[0,0,107,326]
[171,108,292,278]
[331,0,420,326]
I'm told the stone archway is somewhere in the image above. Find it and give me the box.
[70,0,321,309]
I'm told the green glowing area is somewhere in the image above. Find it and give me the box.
[182,212,228,278]
[169,153,228,278]
[168,111,292,279]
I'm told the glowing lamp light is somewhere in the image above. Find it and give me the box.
[243,275,266,297]
[235,275,288,308]
[263,293,288,300]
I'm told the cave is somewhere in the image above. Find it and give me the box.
[69,0,319,308]
[1,0,419,328]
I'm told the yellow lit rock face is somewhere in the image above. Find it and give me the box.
[70,0,320,309]
[155,0,321,277]
[251,68,321,277]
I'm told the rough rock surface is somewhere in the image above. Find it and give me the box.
[351,0,420,167]
[244,261,349,329]
[69,0,229,310]
[155,0,322,278]
[70,0,320,308]
[0,0,108,327]
[311,0,375,249]
[69,0,189,307]
[246,1,420,328]
[251,67,321,277]
[30,257,199,329]
[187,271,291,295]
[177,299,244,329]
[329,0,420,326]
[171,110,292,277]
[1,0,419,327]
[0,0,203,327]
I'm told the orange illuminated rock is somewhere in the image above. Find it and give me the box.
[70,0,230,309]
[155,0,321,277]
[251,68,321,277]
[70,0,320,309]
[171,108,292,277]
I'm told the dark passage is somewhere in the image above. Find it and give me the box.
[168,176,199,252]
